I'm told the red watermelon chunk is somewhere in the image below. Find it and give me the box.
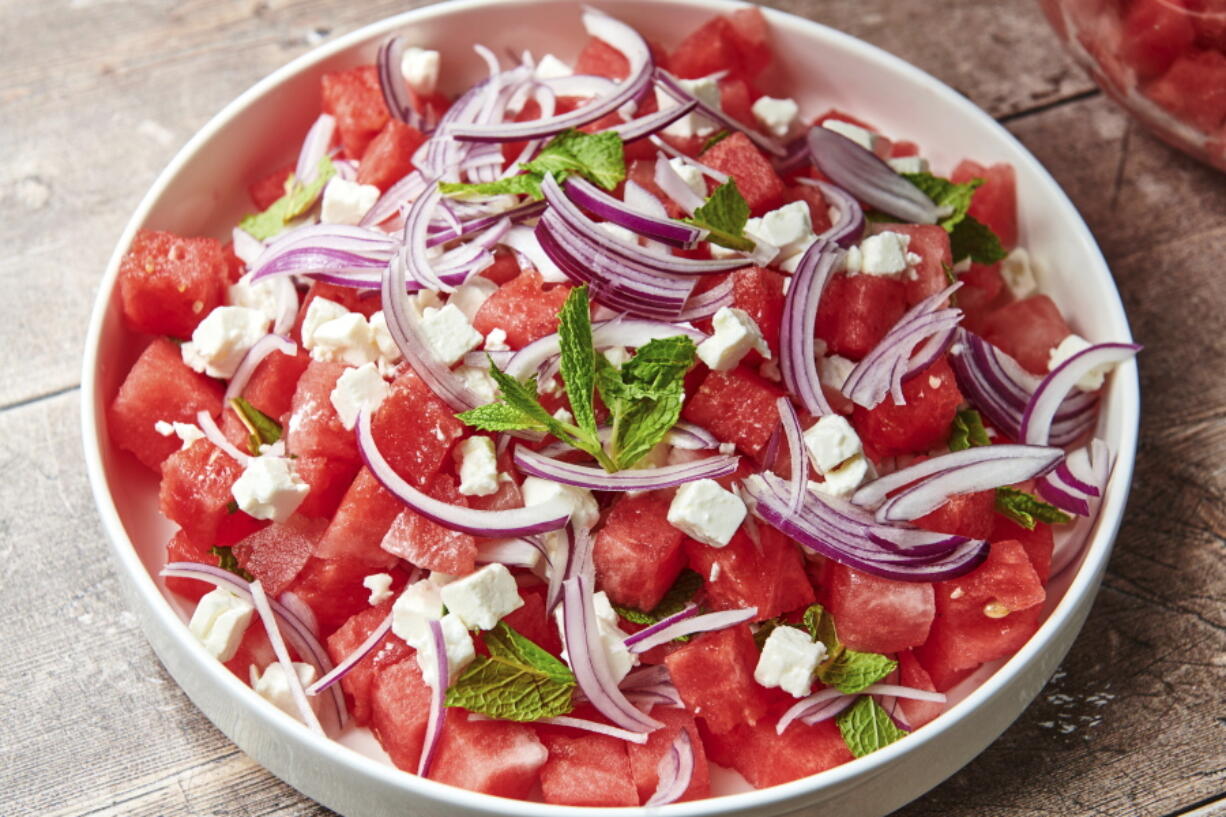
[700,132,785,215]
[316,466,404,566]
[117,230,226,338]
[284,360,358,463]
[717,77,756,128]
[430,711,548,798]
[682,366,785,459]
[664,624,772,734]
[164,531,215,602]
[627,706,710,803]
[951,160,1019,250]
[481,248,523,286]
[897,648,945,729]
[991,515,1055,584]
[357,120,426,191]
[327,601,412,726]
[285,553,373,637]
[381,474,477,575]
[958,262,1008,334]
[852,357,963,459]
[233,347,310,422]
[914,489,997,540]
[233,516,326,596]
[248,164,294,210]
[539,732,638,807]
[108,338,224,470]
[369,658,432,770]
[291,455,359,520]
[575,36,631,80]
[1121,0,1197,80]
[882,224,953,306]
[320,65,390,160]
[731,266,786,359]
[981,295,1071,375]
[500,587,562,656]
[594,492,687,611]
[815,272,908,361]
[372,367,466,485]
[159,439,245,545]
[472,269,572,349]
[724,6,772,78]
[685,526,814,621]
[819,561,935,654]
[699,714,853,789]
[670,16,744,80]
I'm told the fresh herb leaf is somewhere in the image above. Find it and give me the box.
[613,569,704,627]
[995,487,1073,530]
[456,401,548,433]
[683,180,754,252]
[836,695,908,758]
[557,287,599,438]
[805,603,897,694]
[943,262,957,286]
[610,336,697,469]
[240,156,336,240]
[753,618,788,649]
[439,174,543,200]
[949,215,1007,265]
[230,397,282,456]
[702,130,732,152]
[210,545,253,581]
[444,622,576,721]
[948,408,991,452]
[225,499,240,514]
[524,129,627,191]
[901,172,1007,264]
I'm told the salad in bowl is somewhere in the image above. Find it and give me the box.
[86,1,1140,814]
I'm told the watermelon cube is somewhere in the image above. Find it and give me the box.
[284,361,360,463]
[594,491,687,611]
[1121,0,1197,80]
[699,715,853,789]
[897,649,944,728]
[381,474,477,575]
[685,526,814,621]
[575,37,631,80]
[717,76,756,128]
[232,516,326,596]
[159,439,245,545]
[815,272,908,360]
[320,65,390,160]
[430,711,548,798]
[627,706,711,803]
[539,732,638,807]
[371,367,467,486]
[730,266,786,359]
[958,262,1007,335]
[682,365,786,459]
[291,455,360,520]
[316,467,404,566]
[231,346,310,423]
[285,553,374,637]
[500,587,562,657]
[819,561,935,654]
[670,16,745,80]
[882,224,953,306]
[480,248,523,286]
[1145,48,1226,133]
[700,132,785,215]
[951,160,1019,250]
[117,230,226,338]
[664,624,772,734]
[164,531,215,602]
[369,658,432,770]
[981,295,1071,375]
[914,489,997,540]
[991,515,1055,584]
[108,338,224,470]
[357,120,426,191]
[327,600,412,726]
[852,357,963,459]
[724,7,772,78]
[472,269,572,349]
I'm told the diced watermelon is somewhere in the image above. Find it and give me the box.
[1188,0,1226,49]
[819,561,935,654]
[627,706,710,803]
[430,711,548,798]
[700,132,785,215]
[730,266,786,359]
[958,263,1007,335]
[724,6,772,78]
[327,600,412,725]
[232,516,326,596]
[699,715,853,789]
[897,649,944,728]
[232,347,310,423]
[951,160,1019,250]
[891,140,921,158]
[539,732,638,807]
[717,77,756,128]
[356,120,426,191]
[685,526,814,621]
[164,531,215,602]
[248,164,294,210]
[472,269,572,349]
[594,492,687,611]
[381,474,477,574]
[1144,47,1226,133]
[780,184,834,235]
[222,622,276,680]
[316,467,404,566]
[664,624,772,734]
[815,272,908,360]
[372,368,466,486]
[283,360,359,463]
[108,338,224,470]
[287,455,358,520]
[369,658,432,770]
[852,357,963,459]
[981,295,1071,375]
[284,553,373,637]
[500,587,562,656]
[320,65,390,159]
[991,516,1055,584]
[117,230,226,337]
[682,366,785,459]
[481,248,523,285]
[575,37,630,80]
[1120,0,1197,80]
[882,224,953,306]
[670,16,745,80]
[159,439,245,545]
[914,489,997,540]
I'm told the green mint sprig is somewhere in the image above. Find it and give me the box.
[683,179,754,251]
[440,129,626,200]
[230,397,283,456]
[901,171,1007,265]
[995,486,1073,530]
[444,622,576,721]
[240,156,336,240]
[837,695,909,757]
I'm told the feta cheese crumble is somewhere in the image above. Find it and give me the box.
[320,178,381,226]
[668,157,708,199]
[439,563,524,630]
[1000,247,1038,300]
[189,588,255,662]
[400,47,441,95]
[1048,334,1113,391]
[821,119,881,153]
[251,662,318,716]
[858,231,915,276]
[697,306,771,371]
[181,306,271,379]
[231,455,310,522]
[667,478,747,547]
[754,625,826,697]
[658,74,722,138]
[363,573,395,606]
[802,414,863,474]
[154,420,204,450]
[751,96,800,139]
[329,362,390,430]
[420,304,484,367]
[555,590,638,682]
[457,436,501,497]
[522,476,600,529]
[744,201,816,264]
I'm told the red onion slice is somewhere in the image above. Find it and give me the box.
[231,226,265,267]
[655,70,786,157]
[676,277,734,321]
[780,240,841,417]
[514,446,739,490]
[377,36,425,129]
[224,335,297,404]
[195,409,249,464]
[654,155,705,214]
[800,694,858,726]
[645,729,695,806]
[1020,342,1140,445]
[537,716,651,744]
[621,604,698,650]
[776,397,809,514]
[563,176,704,248]
[609,99,698,142]
[418,618,449,777]
[666,422,719,451]
[797,178,866,249]
[1035,471,1092,516]
[356,410,571,536]
[807,126,940,224]
[249,579,326,735]
[852,444,1060,509]
[624,607,757,654]
[296,114,337,184]
[361,170,428,228]
[777,687,848,734]
[307,613,391,695]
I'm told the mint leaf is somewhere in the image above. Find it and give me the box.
[456,401,547,433]
[611,336,697,469]
[439,174,543,200]
[949,408,991,452]
[613,569,704,627]
[444,622,576,721]
[225,499,240,515]
[836,695,908,758]
[683,180,753,252]
[557,286,598,438]
[240,156,336,240]
[902,172,1007,264]
[210,545,254,582]
[524,129,626,191]
[805,604,896,694]
[230,397,282,456]
[995,486,1073,530]
[950,215,1007,265]
[702,130,732,152]
[753,618,787,649]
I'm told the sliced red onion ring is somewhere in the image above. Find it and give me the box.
[224,335,297,403]
[277,590,319,637]
[195,409,249,464]
[538,73,617,98]
[1034,471,1091,516]
[475,537,547,569]
[676,277,734,321]
[780,240,841,417]
[800,694,857,726]
[622,604,698,650]
[655,70,786,157]
[625,607,757,654]
[296,114,337,184]
[777,687,848,734]
[361,170,428,228]
[654,155,705,214]
[796,178,866,249]
[563,176,705,248]
[666,421,719,451]
[1036,438,1113,516]
[773,135,813,176]
[645,729,695,806]
[537,716,650,744]
[501,224,566,282]
[807,126,940,224]
[356,410,571,536]
[514,447,739,490]
[561,575,662,733]
[1020,342,1140,445]
[307,613,391,695]
[609,99,698,143]
[776,397,809,515]
[249,579,326,735]
[377,36,425,129]
[418,618,449,777]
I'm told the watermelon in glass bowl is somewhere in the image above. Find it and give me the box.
[80,1,1140,816]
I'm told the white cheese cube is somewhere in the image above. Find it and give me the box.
[457,436,500,497]
[420,304,484,367]
[751,96,800,139]
[887,156,930,174]
[697,306,771,372]
[522,476,599,529]
[754,625,826,697]
[744,201,816,261]
[818,355,856,392]
[228,274,282,325]
[321,178,381,226]
[802,414,863,475]
[667,478,747,548]
[189,588,255,662]
[400,46,441,95]
[181,306,271,379]
[534,53,573,80]
[456,364,499,403]
[154,420,204,451]
[809,454,871,499]
[858,231,913,276]
[555,590,638,683]
[252,662,318,717]
[367,310,403,375]
[843,245,863,274]
[449,276,498,321]
[391,579,445,644]
[668,158,708,199]
[329,362,390,430]
[439,563,525,631]
[308,312,379,367]
[301,297,350,348]
[1048,334,1113,391]
[413,612,475,688]
[1000,247,1038,300]
[658,74,722,138]
[363,573,395,606]
[231,456,310,522]
[821,119,881,152]
[483,327,509,352]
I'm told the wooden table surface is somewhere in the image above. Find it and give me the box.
[2,0,1223,815]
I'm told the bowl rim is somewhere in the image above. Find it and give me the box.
[80,0,1141,814]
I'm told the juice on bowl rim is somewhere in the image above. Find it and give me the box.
[88,2,1140,811]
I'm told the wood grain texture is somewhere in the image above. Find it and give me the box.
[0,0,1221,816]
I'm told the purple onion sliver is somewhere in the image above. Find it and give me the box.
[538,716,651,744]
[776,397,808,515]
[250,579,326,736]
[807,126,939,224]
[296,114,338,184]
[564,175,703,248]
[418,618,449,777]
[224,335,297,403]
[195,409,249,464]
[610,99,698,142]
[1021,342,1140,445]
[307,614,392,695]
[780,240,840,417]
[1036,475,1092,516]
[873,451,1064,523]
[622,604,699,650]
[797,178,866,249]
[645,729,695,805]
[513,447,739,492]
[625,607,758,654]
[776,687,846,735]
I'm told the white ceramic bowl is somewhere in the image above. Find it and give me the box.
[81,1,1140,815]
